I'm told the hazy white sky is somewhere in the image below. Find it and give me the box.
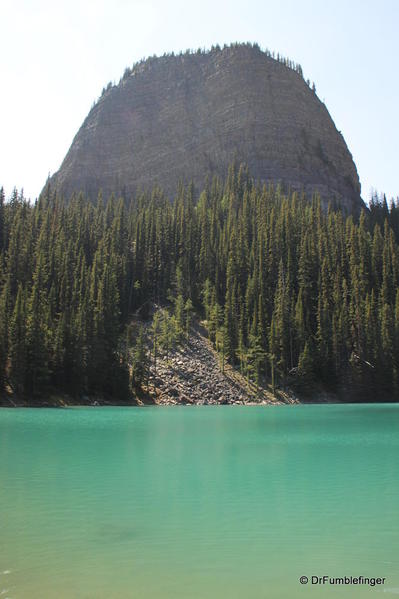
[1,0,398,202]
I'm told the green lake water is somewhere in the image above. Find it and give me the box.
[0,405,398,598]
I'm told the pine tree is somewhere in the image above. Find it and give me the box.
[184,298,194,337]
[9,285,27,395]
[216,324,229,373]
[0,278,11,390]
[174,294,185,337]
[247,331,266,393]
[151,310,162,385]
[25,253,51,396]
[297,341,315,388]
[131,326,148,389]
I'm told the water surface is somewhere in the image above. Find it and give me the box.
[0,405,398,598]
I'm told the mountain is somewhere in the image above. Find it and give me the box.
[49,43,363,212]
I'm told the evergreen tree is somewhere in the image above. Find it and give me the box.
[131,326,148,389]
[9,285,27,394]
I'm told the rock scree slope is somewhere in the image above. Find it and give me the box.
[144,319,296,406]
[50,44,363,212]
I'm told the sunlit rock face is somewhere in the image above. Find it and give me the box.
[49,44,363,212]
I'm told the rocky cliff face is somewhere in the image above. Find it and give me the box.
[50,44,363,212]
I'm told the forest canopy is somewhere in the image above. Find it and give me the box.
[0,165,399,402]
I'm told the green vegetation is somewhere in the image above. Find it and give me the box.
[102,42,306,98]
[0,167,398,402]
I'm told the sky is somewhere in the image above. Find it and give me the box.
[1,0,398,203]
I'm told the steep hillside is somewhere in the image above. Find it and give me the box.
[49,43,363,212]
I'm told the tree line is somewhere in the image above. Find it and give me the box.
[102,43,305,100]
[0,166,399,401]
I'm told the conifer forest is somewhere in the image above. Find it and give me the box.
[1,165,399,402]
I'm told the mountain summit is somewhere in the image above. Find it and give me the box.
[49,43,363,211]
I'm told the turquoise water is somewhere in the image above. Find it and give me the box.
[0,405,398,598]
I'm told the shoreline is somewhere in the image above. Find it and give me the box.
[2,389,392,408]
[0,392,284,408]
[1,324,395,408]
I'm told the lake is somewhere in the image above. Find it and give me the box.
[0,405,398,598]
